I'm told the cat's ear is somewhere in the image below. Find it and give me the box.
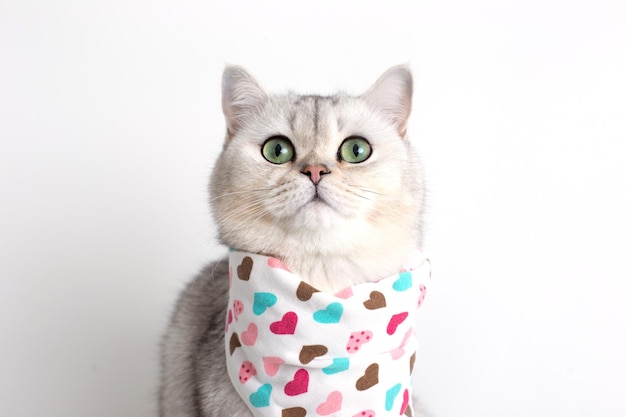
[222,65,268,139]
[361,65,413,138]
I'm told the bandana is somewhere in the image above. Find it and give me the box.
[225,250,430,417]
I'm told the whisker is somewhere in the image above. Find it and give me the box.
[346,184,385,196]
[216,204,266,227]
[209,187,273,203]
[345,189,371,201]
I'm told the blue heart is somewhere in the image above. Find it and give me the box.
[253,292,277,315]
[393,271,413,292]
[385,383,402,411]
[313,302,343,324]
[322,357,350,375]
[249,383,272,408]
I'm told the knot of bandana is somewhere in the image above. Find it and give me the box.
[225,251,430,417]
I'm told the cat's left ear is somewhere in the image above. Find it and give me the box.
[361,65,413,138]
[222,65,268,139]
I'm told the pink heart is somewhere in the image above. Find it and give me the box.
[225,309,233,333]
[352,410,375,417]
[390,346,405,360]
[391,328,413,360]
[284,369,309,396]
[270,311,298,335]
[386,312,408,335]
[316,391,342,415]
[417,284,427,308]
[267,257,290,271]
[241,323,258,346]
[238,360,257,384]
[334,287,354,299]
[346,330,373,354]
[233,300,244,321]
[400,388,410,415]
[262,356,284,376]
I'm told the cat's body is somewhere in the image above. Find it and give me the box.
[160,66,428,417]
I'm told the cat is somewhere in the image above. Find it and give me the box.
[159,65,429,417]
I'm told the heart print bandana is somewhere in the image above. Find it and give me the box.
[225,250,430,417]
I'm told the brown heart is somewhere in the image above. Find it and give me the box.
[296,281,319,301]
[409,352,416,374]
[356,363,379,391]
[282,407,307,417]
[405,406,413,417]
[229,332,241,355]
[237,256,253,281]
[299,344,328,365]
[363,291,386,310]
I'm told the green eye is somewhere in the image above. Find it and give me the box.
[262,136,295,164]
[338,137,372,163]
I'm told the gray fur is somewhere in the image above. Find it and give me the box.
[160,66,430,416]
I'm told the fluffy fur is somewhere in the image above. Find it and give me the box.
[159,65,427,416]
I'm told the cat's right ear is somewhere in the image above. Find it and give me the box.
[222,66,268,139]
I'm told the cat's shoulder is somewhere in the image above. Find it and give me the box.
[168,258,230,329]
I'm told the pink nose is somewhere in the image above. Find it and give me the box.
[301,164,330,184]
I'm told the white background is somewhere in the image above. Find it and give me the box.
[1,1,625,416]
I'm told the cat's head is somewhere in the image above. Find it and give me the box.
[210,65,424,290]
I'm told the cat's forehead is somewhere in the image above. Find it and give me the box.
[287,95,337,137]
[264,93,370,146]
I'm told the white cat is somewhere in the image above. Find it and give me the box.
[159,65,430,417]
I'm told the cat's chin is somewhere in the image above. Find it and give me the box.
[294,198,342,230]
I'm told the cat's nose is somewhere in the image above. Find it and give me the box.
[301,164,330,185]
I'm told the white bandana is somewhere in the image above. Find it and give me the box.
[225,250,430,417]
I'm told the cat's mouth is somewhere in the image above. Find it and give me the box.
[310,194,327,205]
[306,191,332,209]
[297,186,340,219]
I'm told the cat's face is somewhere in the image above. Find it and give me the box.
[210,66,423,284]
